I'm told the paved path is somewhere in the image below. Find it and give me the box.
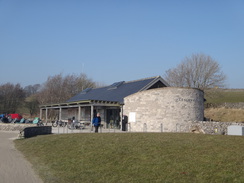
[0,131,43,183]
[0,126,123,183]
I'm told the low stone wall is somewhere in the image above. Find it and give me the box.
[0,123,52,138]
[188,121,244,135]
[0,123,36,131]
[205,102,244,109]
[126,121,244,135]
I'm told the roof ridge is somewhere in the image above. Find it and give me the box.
[125,76,160,84]
[82,76,161,91]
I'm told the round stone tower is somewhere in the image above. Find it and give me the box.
[123,87,204,132]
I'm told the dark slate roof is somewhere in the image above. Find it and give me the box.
[67,76,169,104]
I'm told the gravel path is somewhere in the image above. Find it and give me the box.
[0,131,43,183]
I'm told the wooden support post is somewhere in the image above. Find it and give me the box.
[40,108,42,120]
[120,105,123,131]
[78,106,81,121]
[90,105,94,132]
[59,107,62,120]
[45,108,48,123]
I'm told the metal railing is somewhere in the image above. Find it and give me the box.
[50,122,203,134]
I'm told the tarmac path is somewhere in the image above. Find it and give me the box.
[0,131,43,183]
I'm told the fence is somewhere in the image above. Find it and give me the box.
[205,102,244,109]
[1,121,244,136]
[122,121,244,135]
[24,121,244,136]
[51,123,123,134]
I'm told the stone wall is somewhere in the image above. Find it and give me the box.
[205,102,244,109]
[184,121,244,135]
[0,123,36,131]
[123,87,204,132]
[125,121,244,135]
[0,123,52,138]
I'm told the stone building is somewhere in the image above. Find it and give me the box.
[123,87,204,132]
[39,76,169,129]
[40,76,208,132]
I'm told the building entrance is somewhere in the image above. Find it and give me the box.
[106,109,120,129]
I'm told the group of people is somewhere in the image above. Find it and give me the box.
[0,114,9,123]
[0,113,23,123]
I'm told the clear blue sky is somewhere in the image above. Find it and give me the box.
[0,0,243,88]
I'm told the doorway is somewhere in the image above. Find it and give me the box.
[106,109,120,129]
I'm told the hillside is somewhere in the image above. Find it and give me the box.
[205,108,244,122]
[204,88,244,104]
[204,89,244,122]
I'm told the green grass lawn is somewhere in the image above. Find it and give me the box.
[15,133,244,183]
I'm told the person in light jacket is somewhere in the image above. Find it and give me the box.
[92,113,101,133]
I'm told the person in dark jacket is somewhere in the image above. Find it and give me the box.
[92,113,101,133]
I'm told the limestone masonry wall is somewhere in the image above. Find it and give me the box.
[205,102,244,109]
[0,123,52,138]
[188,121,244,135]
[0,123,36,131]
[123,87,205,132]
[124,120,244,134]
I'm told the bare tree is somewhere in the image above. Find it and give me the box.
[37,73,97,105]
[164,53,226,89]
[25,94,39,116]
[23,84,41,116]
[24,84,41,97]
[0,83,25,113]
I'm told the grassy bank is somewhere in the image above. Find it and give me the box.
[203,89,244,122]
[15,133,244,183]
[205,108,244,122]
[204,89,244,104]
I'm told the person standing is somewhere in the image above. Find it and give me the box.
[92,113,101,133]
[72,117,76,129]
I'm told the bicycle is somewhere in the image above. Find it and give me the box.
[52,120,67,127]
[68,121,85,130]
[37,120,44,126]
[32,118,44,126]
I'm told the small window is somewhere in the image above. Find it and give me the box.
[108,81,124,90]
[80,88,92,94]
